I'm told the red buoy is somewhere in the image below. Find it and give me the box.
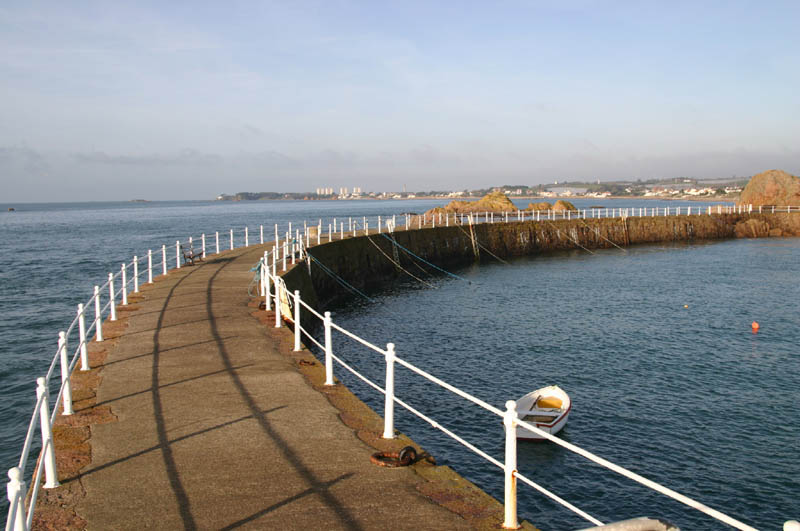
[751,321,760,331]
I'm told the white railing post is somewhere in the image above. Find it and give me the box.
[383,343,396,439]
[37,377,59,489]
[162,245,167,275]
[282,242,287,271]
[215,231,220,254]
[121,264,127,306]
[176,241,181,269]
[94,286,103,342]
[274,281,282,328]
[202,234,206,258]
[147,250,153,283]
[324,311,334,385]
[318,221,322,245]
[6,467,27,531]
[78,304,89,371]
[230,229,234,250]
[265,255,272,312]
[293,290,301,352]
[58,331,73,415]
[260,225,264,245]
[503,400,519,529]
[245,226,249,247]
[378,215,382,233]
[133,256,139,293]
[108,273,117,321]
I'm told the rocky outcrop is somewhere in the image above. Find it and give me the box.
[438,191,518,214]
[553,200,577,211]
[738,169,800,207]
[528,202,552,211]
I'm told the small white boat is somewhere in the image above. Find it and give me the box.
[515,385,571,441]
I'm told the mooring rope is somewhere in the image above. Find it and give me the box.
[453,223,510,265]
[378,232,471,284]
[305,251,375,302]
[578,218,627,253]
[366,235,438,289]
[543,220,595,254]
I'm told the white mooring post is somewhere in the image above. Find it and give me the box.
[274,281,282,328]
[58,331,73,415]
[503,400,519,529]
[78,304,89,370]
[230,229,234,250]
[293,290,301,352]
[36,377,59,489]
[147,250,153,283]
[121,264,128,306]
[108,273,117,321]
[162,245,167,275]
[383,343,396,439]
[6,466,26,531]
[94,286,103,342]
[176,241,181,269]
[324,312,334,385]
[133,256,139,293]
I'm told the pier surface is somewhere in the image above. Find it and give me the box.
[75,246,472,529]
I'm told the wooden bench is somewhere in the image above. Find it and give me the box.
[180,244,204,266]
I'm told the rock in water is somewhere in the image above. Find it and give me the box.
[552,200,577,211]
[738,169,800,207]
[528,202,552,211]
[432,191,519,214]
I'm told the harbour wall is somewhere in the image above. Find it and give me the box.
[283,212,800,309]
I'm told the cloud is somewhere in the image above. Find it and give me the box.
[73,150,222,167]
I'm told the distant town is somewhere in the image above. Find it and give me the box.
[216,176,748,202]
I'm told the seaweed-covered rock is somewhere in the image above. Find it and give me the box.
[552,200,577,211]
[738,169,800,207]
[431,191,518,215]
[528,202,552,211]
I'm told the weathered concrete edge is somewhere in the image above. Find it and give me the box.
[250,301,538,530]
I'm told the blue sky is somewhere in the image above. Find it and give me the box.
[2,1,799,200]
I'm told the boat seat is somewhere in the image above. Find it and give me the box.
[523,414,557,423]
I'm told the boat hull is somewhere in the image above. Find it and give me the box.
[515,385,571,441]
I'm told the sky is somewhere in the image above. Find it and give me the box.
[2,1,800,201]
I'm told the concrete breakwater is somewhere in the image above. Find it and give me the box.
[284,212,800,307]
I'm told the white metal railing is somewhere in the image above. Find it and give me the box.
[262,242,798,530]
[7,205,797,531]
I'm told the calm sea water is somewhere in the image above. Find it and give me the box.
[4,198,794,530]
[323,237,800,530]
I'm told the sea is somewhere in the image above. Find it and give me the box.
[0,198,797,529]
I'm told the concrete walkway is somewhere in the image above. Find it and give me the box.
[76,246,473,530]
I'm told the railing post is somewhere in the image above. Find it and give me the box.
[274,281,282,328]
[176,241,181,269]
[383,343,396,439]
[245,226,249,247]
[162,245,167,275]
[293,290,301,352]
[121,264,127,306]
[94,286,103,342]
[503,400,519,529]
[324,311,334,385]
[215,231,220,254]
[230,229,234,250]
[147,250,153,283]
[78,304,89,371]
[6,467,27,531]
[58,331,73,415]
[282,242,287,271]
[108,273,117,321]
[260,225,264,245]
[264,254,272,312]
[202,234,206,258]
[133,256,139,293]
[37,377,59,488]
